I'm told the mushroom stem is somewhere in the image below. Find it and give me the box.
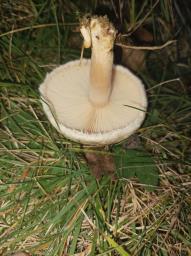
[89,49,113,107]
[80,16,116,107]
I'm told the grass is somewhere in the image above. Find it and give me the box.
[0,0,191,255]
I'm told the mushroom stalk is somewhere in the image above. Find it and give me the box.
[89,48,113,107]
[80,16,116,107]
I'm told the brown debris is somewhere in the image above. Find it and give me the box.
[121,46,146,71]
[134,27,154,43]
[85,149,116,179]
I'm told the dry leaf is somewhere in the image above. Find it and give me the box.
[100,154,116,179]
[134,27,154,43]
[85,151,103,179]
[85,150,116,179]
[122,47,146,71]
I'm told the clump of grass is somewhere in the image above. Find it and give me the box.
[0,0,191,255]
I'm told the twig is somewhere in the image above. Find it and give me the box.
[116,40,176,51]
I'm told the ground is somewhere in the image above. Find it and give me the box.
[0,1,191,255]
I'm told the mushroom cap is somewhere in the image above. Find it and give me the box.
[39,59,147,145]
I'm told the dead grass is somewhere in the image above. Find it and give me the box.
[0,0,191,255]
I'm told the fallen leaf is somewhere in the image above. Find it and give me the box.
[134,27,154,43]
[122,47,146,71]
[85,150,116,179]
[100,154,116,180]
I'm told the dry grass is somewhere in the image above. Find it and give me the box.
[0,0,191,255]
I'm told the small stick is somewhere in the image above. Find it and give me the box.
[116,40,176,51]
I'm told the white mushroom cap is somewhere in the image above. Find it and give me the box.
[39,16,147,146]
[39,59,147,145]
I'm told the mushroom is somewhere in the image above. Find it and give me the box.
[39,16,147,146]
